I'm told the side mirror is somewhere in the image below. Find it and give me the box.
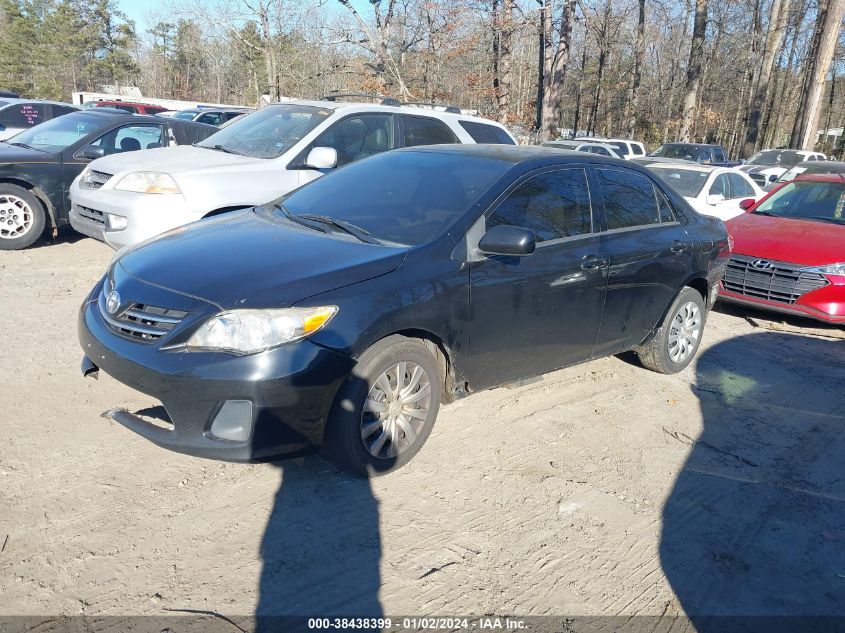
[305,146,337,170]
[478,225,536,257]
[705,194,725,206]
[78,145,105,160]
[739,198,756,212]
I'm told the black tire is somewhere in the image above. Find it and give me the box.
[323,335,441,476]
[0,184,46,250]
[636,286,707,374]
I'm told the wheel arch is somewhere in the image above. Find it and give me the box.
[370,328,459,405]
[0,178,56,228]
[638,274,711,348]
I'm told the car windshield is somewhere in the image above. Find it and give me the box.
[261,150,511,246]
[650,144,699,160]
[7,112,107,151]
[650,168,709,197]
[746,150,802,168]
[754,180,845,224]
[196,105,331,159]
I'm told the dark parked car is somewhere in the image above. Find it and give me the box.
[642,143,741,167]
[78,146,729,475]
[0,109,216,249]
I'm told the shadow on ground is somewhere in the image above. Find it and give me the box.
[661,331,845,629]
[255,458,382,630]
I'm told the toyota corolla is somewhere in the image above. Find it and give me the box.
[79,146,728,475]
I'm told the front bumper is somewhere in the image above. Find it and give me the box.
[78,287,355,462]
[718,279,845,324]
[69,181,197,250]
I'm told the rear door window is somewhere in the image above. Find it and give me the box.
[631,144,645,156]
[596,168,661,229]
[402,115,458,147]
[0,103,46,129]
[488,168,593,241]
[458,120,516,145]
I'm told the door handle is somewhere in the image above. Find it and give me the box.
[580,254,608,270]
[671,241,689,253]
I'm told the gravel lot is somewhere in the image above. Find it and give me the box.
[1,232,844,626]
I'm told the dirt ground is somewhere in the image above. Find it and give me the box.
[1,232,844,627]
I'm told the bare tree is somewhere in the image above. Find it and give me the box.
[678,0,708,141]
[790,0,845,149]
[623,0,646,138]
[742,0,792,156]
[539,0,576,139]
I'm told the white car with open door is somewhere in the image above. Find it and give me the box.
[646,163,764,221]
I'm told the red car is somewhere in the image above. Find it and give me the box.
[88,100,167,116]
[720,174,845,323]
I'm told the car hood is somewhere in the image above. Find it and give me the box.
[0,144,57,164]
[727,212,845,266]
[116,210,409,309]
[739,165,785,176]
[91,144,260,177]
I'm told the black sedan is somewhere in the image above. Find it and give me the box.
[79,146,729,475]
[0,109,216,250]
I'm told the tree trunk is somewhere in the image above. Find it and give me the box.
[742,0,792,156]
[572,42,587,136]
[492,0,515,124]
[624,0,645,138]
[535,0,550,133]
[678,0,708,142]
[541,0,576,140]
[791,0,845,149]
[586,48,606,134]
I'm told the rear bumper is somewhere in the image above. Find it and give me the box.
[78,292,355,462]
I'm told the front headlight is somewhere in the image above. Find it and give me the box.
[802,262,845,276]
[186,306,338,354]
[114,172,181,194]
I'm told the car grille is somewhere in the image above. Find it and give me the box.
[98,291,187,342]
[723,254,829,304]
[80,170,113,190]
[75,205,105,226]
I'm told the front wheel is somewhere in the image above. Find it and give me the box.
[636,286,706,374]
[323,336,441,476]
[0,184,46,250]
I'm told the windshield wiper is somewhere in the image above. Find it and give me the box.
[298,214,381,244]
[195,142,243,156]
[802,216,845,225]
[274,205,328,233]
[8,141,43,152]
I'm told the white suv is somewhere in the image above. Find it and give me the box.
[69,100,516,250]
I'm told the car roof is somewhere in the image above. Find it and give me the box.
[396,143,632,168]
[262,100,512,129]
[0,98,76,107]
[794,173,845,184]
[662,142,721,148]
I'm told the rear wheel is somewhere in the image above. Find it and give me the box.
[324,336,440,476]
[636,286,706,374]
[0,184,46,250]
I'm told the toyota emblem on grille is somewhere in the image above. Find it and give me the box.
[751,259,772,270]
[106,290,121,315]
